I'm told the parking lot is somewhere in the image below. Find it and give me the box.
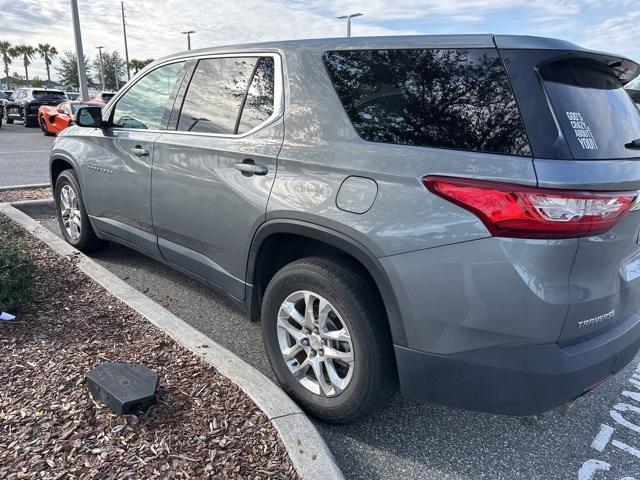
[4,125,640,479]
[0,123,53,187]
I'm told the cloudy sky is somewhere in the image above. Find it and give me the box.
[2,0,639,82]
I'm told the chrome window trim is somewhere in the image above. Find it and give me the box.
[103,52,284,139]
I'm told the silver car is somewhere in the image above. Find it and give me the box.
[50,35,640,423]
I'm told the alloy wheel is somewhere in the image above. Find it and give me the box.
[60,184,82,241]
[276,290,354,397]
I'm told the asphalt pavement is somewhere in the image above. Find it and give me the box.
[0,122,53,187]
[4,124,640,479]
[32,216,640,480]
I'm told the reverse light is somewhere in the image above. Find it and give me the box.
[423,176,637,239]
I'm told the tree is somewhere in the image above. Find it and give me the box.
[31,76,43,88]
[0,41,12,89]
[93,50,125,90]
[10,44,36,84]
[36,43,58,83]
[128,58,154,75]
[10,71,24,87]
[55,50,92,90]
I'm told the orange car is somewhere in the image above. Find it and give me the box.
[38,101,96,136]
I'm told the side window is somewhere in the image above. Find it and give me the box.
[323,49,531,156]
[112,62,185,130]
[237,57,275,134]
[177,57,257,134]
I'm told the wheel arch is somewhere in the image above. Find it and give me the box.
[246,219,406,346]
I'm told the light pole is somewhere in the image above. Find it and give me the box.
[96,46,105,90]
[69,0,89,100]
[337,13,363,37]
[121,2,130,81]
[181,30,195,51]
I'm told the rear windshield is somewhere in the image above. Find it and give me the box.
[539,59,640,160]
[32,90,67,101]
[323,48,531,156]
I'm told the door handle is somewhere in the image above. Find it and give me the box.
[130,145,150,157]
[234,159,268,176]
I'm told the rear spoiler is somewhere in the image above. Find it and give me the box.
[493,34,640,86]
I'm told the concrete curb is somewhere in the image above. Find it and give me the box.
[0,202,344,480]
[0,183,50,192]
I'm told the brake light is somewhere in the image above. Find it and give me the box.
[423,176,637,239]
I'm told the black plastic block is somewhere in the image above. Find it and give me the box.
[85,362,159,415]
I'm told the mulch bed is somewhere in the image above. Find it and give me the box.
[0,187,52,204]
[0,215,299,479]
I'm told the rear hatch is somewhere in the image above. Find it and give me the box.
[31,90,67,108]
[498,40,640,344]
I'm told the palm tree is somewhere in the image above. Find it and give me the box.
[11,44,36,84]
[36,43,58,84]
[0,40,11,88]
[128,59,144,75]
[128,58,154,75]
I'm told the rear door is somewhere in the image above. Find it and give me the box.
[501,47,640,343]
[151,54,284,300]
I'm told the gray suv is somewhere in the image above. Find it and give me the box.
[50,35,640,423]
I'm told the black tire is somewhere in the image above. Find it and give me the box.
[261,256,396,423]
[54,169,106,253]
[39,116,52,136]
[23,113,37,128]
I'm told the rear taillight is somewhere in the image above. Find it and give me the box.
[423,176,637,239]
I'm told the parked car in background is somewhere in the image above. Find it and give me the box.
[51,35,640,423]
[0,90,13,127]
[87,91,116,104]
[65,91,81,101]
[38,101,95,136]
[4,88,68,127]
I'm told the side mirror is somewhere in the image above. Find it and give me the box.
[75,106,105,128]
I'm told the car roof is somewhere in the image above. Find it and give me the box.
[154,34,631,63]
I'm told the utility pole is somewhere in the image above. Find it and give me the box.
[181,31,195,51]
[96,46,105,90]
[337,13,363,37]
[70,0,89,100]
[121,2,130,81]
[114,70,119,90]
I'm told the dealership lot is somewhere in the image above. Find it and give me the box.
[4,125,640,479]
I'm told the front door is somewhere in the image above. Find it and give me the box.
[82,61,187,255]
[152,54,284,299]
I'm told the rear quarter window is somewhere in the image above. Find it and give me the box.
[323,48,531,156]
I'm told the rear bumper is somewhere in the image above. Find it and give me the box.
[395,311,640,415]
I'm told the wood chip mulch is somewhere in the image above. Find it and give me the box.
[0,215,299,480]
[0,187,52,204]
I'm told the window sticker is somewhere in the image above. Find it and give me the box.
[566,111,598,150]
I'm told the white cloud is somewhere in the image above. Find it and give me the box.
[581,11,640,59]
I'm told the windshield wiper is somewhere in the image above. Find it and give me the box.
[626,138,640,149]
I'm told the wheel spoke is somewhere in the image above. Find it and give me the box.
[324,360,345,394]
[281,342,304,361]
[303,291,317,327]
[323,345,354,364]
[281,301,305,327]
[277,316,306,343]
[311,356,330,396]
[322,327,351,344]
[289,357,311,379]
